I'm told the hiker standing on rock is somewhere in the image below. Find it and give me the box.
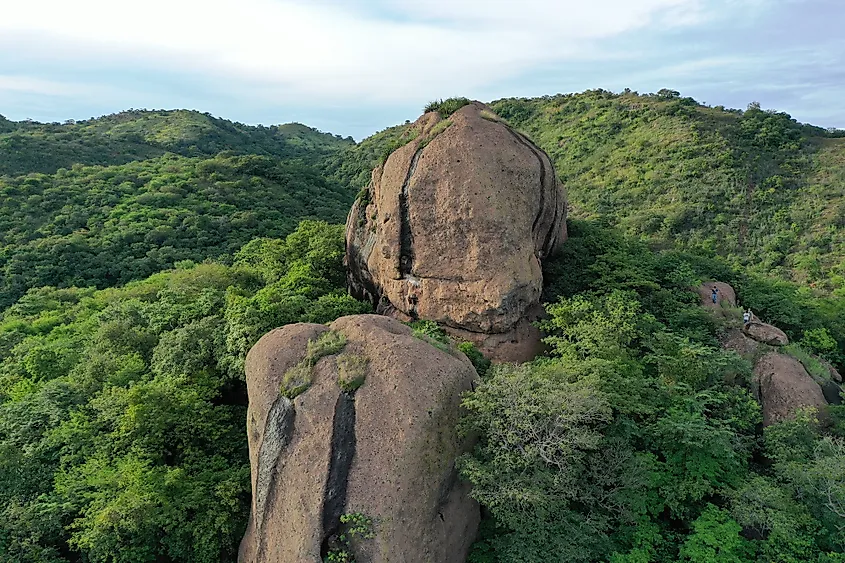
[743,309,752,327]
[711,286,719,304]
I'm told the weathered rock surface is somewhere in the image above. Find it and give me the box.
[721,329,761,361]
[444,304,547,363]
[346,102,566,361]
[743,321,789,346]
[239,314,480,563]
[754,351,828,426]
[699,281,736,308]
[820,357,843,383]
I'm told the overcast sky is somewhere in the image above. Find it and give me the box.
[1,0,843,139]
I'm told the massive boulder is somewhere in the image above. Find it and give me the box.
[346,102,567,362]
[754,351,828,426]
[239,314,480,563]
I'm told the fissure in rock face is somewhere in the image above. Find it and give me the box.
[319,391,358,558]
[506,129,548,235]
[398,147,424,280]
[253,396,295,560]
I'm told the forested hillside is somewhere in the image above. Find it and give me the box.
[0,111,357,308]
[489,91,845,290]
[1,94,844,562]
[462,220,845,562]
[0,109,352,176]
[0,221,369,562]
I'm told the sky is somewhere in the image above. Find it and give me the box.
[0,0,843,139]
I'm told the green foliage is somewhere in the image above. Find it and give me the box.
[492,90,845,290]
[478,110,502,123]
[6,94,845,562]
[784,343,833,383]
[323,123,412,189]
[0,221,367,561]
[459,219,845,562]
[324,513,374,563]
[0,154,355,308]
[409,319,453,353]
[0,109,352,177]
[307,330,347,359]
[458,341,491,377]
[281,360,313,399]
[458,362,617,562]
[802,327,840,360]
[337,353,368,393]
[281,330,347,398]
[421,119,452,145]
[678,505,754,562]
[424,97,472,117]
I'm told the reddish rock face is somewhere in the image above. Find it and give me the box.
[239,315,480,563]
[698,281,737,308]
[754,351,828,426]
[743,322,789,346]
[346,102,566,361]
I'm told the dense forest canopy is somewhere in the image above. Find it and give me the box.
[1,94,844,562]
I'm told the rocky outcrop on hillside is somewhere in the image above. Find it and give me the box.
[699,281,736,308]
[346,102,567,362]
[743,321,789,346]
[704,281,833,425]
[239,314,479,563]
[754,352,829,426]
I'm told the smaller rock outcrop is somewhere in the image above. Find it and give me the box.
[699,281,736,308]
[743,321,789,346]
[754,352,828,426]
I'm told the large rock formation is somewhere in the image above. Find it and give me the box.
[704,281,830,426]
[754,351,828,426]
[239,314,480,563]
[346,102,566,362]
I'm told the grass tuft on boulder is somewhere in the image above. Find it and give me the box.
[337,353,369,392]
[424,97,472,118]
[281,330,348,398]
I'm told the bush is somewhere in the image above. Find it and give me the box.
[424,97,472,117]
[784,344,832,384]
[458,341,491,377]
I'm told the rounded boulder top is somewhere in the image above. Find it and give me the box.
[346,101,567,337]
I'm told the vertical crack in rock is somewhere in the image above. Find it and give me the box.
[320,391,358,558]
[254,396,295,560]
[399,147,425,279]
[506,129,548,236]
[542,177,561,255]
[346,189,383,308]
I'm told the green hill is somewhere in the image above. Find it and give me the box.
[488,90,845,289]
[0,111,357,308]
[0,109,352,177]
[1,93,844,563]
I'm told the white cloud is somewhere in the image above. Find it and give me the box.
[0,75,90,96]
[0,0,748,104]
